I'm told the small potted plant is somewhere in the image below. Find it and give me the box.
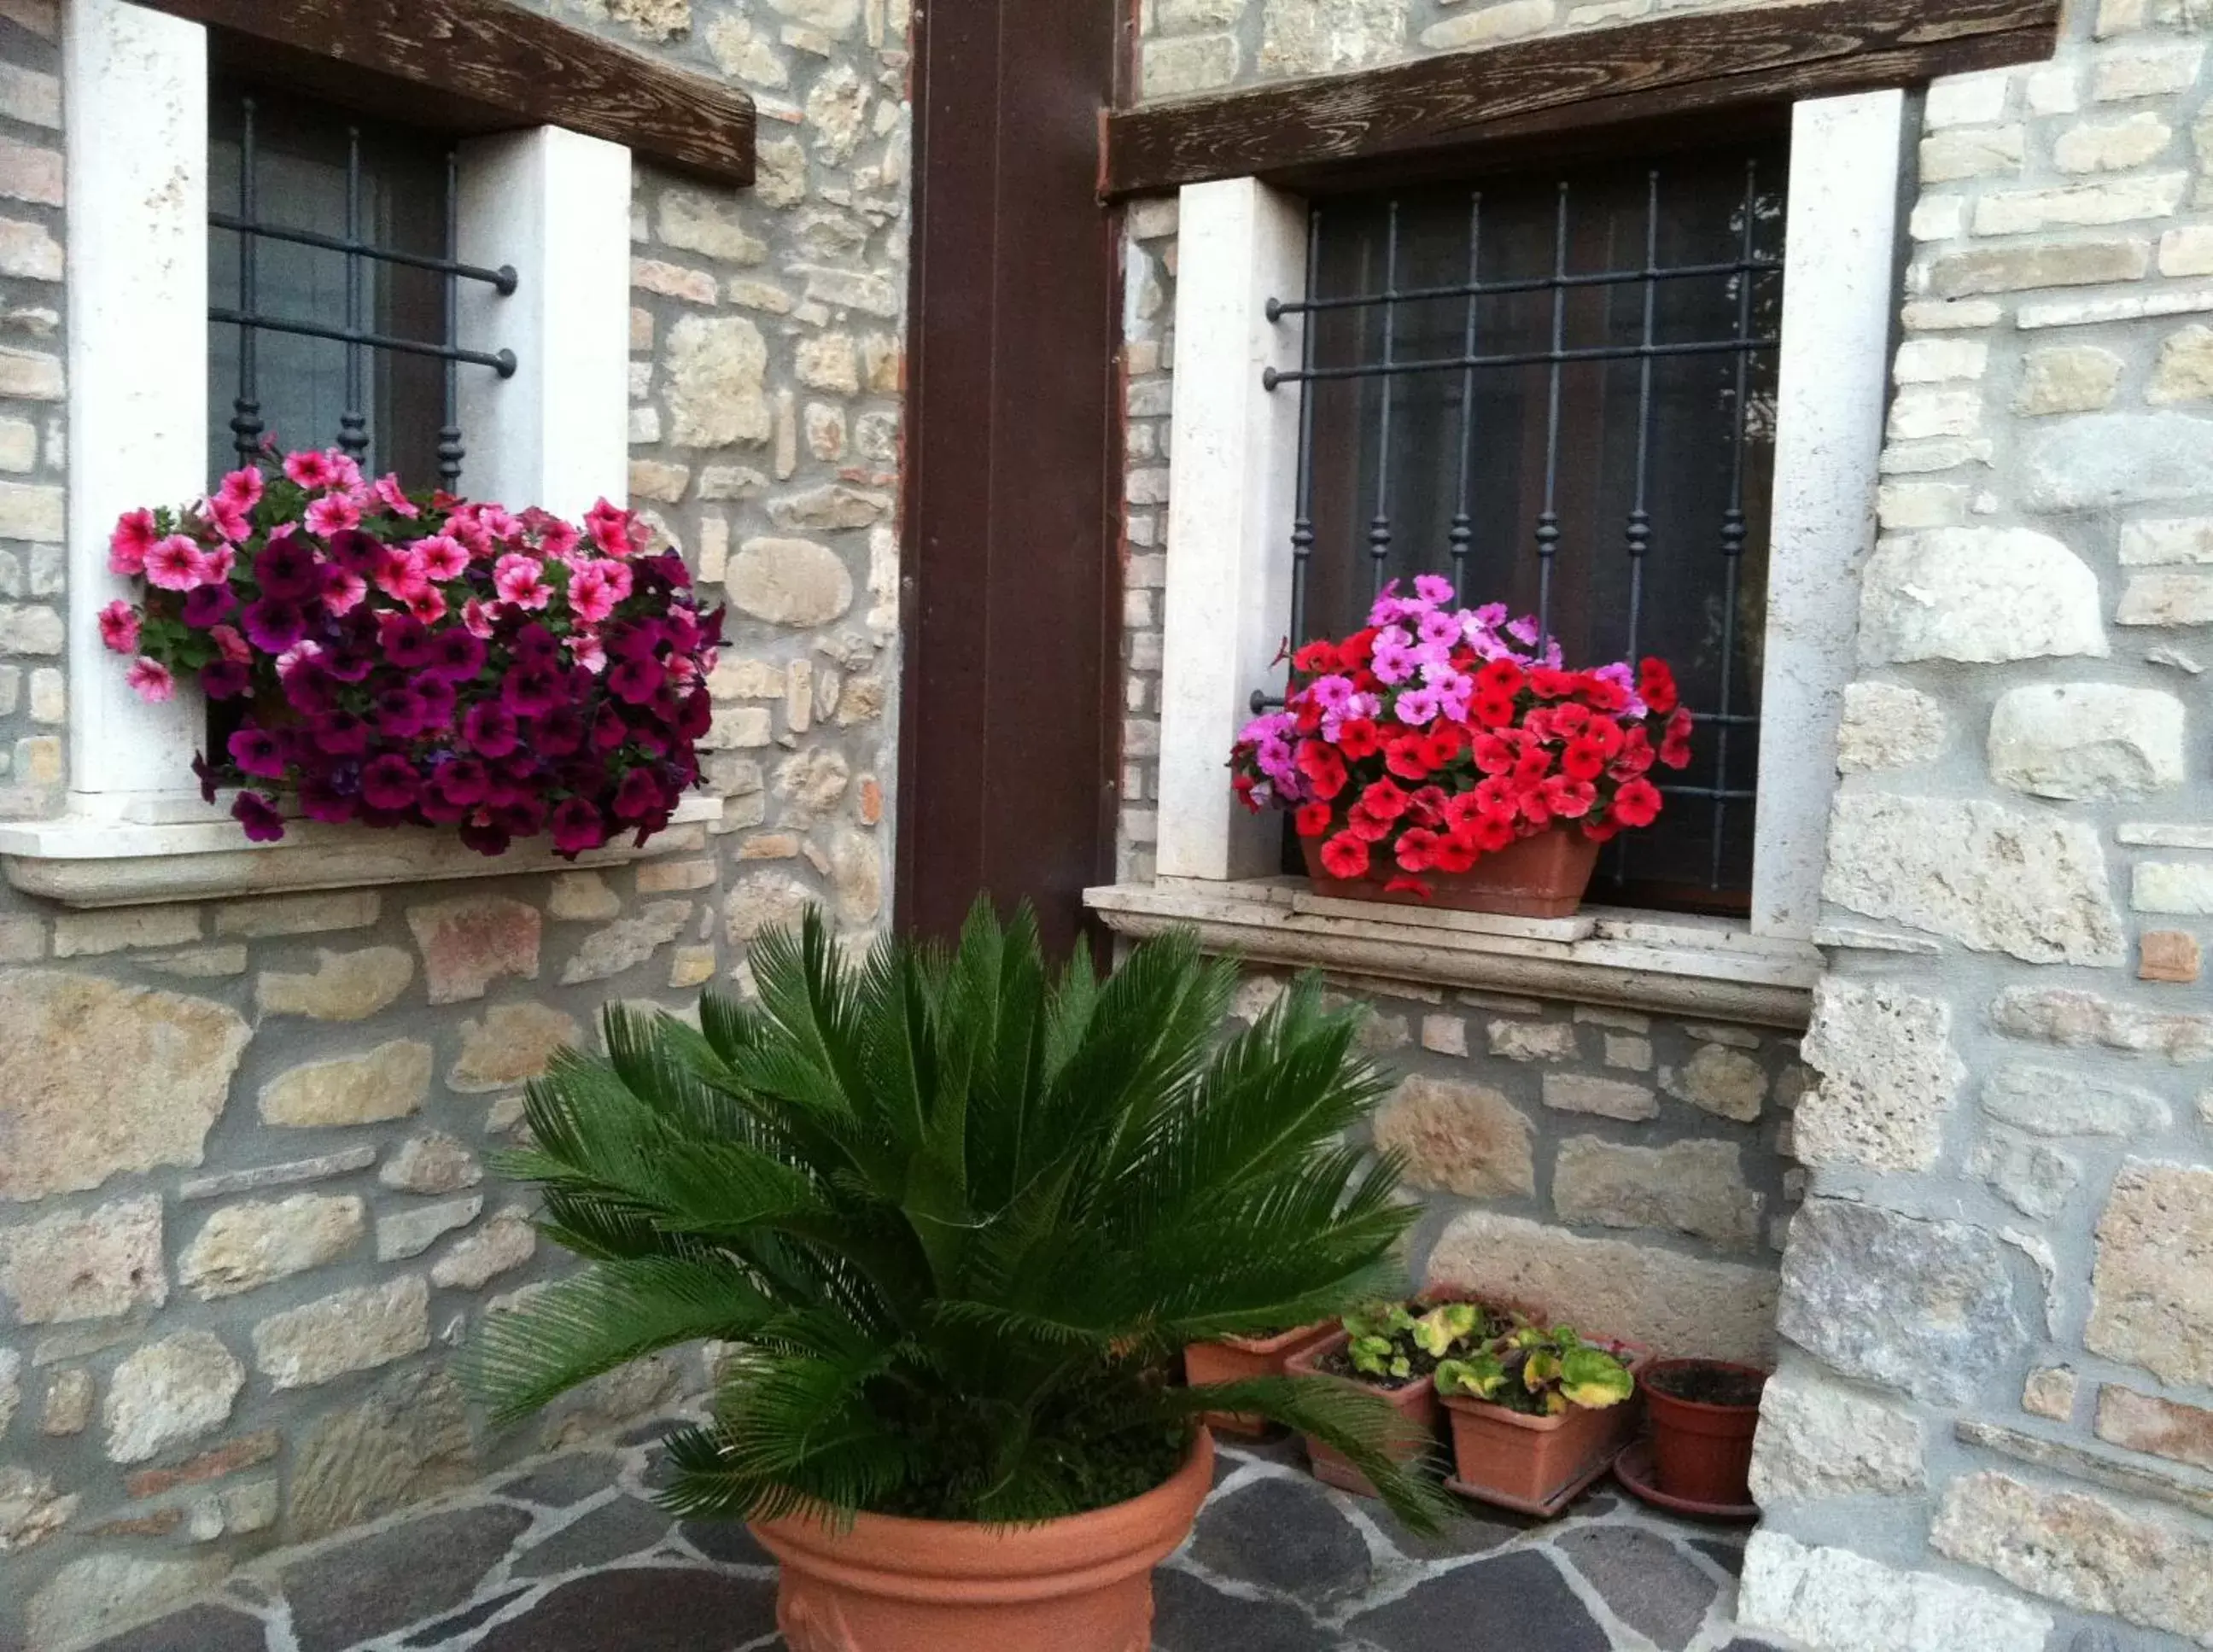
[1287,1299,1515,1496]
[1434,1325,1644,1516]
[464,905,1456,1651]
[1229,576,1693,919]
[1184,1321,1337,1438]
[1642,1358,1769,1509]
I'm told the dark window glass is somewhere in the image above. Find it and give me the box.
[1287,142,1786,914]
[208,86,449,486]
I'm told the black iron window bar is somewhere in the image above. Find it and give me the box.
[214,95,520,488]
[1255,162,1780,894]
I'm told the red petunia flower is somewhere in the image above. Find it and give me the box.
[1384,738,1433,782]
[1294,801,1334,838]
[1470,692,1517,729]
[1346,803,1392,844]
[1335,717,1383,759]
[1612,776,1663,828]
[1660,706,1694,769]
[1395,827,1440,873]
[1638,657,1679,715]
[1561,737,1608,783]
[1359,779,1409,820]
[1319,832,1370,879]
[1474,659,1526,699]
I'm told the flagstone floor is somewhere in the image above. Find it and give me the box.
[87,1425,1796,1652]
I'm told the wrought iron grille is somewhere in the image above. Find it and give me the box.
[210,88,518,489]
[1263,145,1787,912]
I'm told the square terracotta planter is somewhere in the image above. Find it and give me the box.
[1300,826,1601,919]
[1284,1330,1441,1498]
[1440,1345,1651,1518]
[1183,1322,1336,1438]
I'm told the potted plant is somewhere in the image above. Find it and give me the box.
[1183,1321,1337,1438]
[1286,1299,1515,1496]
[1642,1359,1769,1509]
[1434,1325,1644,1516]
[1229,576,1694,919]
[464,904,1455,1652]
[100,448,720,855]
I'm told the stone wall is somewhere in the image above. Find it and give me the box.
[1123,0,2213,1648]
[0,1,908,1646]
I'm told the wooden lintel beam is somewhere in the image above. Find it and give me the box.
[1101,0,2061,197]
[143,0,754,187]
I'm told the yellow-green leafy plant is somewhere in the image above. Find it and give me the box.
[1435,1326,1634,1417]
[1338,1299,1515,1385]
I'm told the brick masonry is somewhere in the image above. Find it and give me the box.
[0,0,906,1644]
[1121,1,2213,1648]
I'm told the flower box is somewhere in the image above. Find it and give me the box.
[1299,826,1600,920]
[1285,1330,1442,1498]
[1183,1322,1336,1438]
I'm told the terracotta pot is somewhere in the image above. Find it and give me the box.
[1644,1359,1768,1508]
[1184,1322,1336,1438]
[1439,1345,1650,1516]
[1300,826,1602,919]
[1284,1330,1440,1498]
[750,1429,1215,1652]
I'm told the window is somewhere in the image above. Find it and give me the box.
[1268,146,1785,915]
[1147,94,1906,948]
[208,85,517,489]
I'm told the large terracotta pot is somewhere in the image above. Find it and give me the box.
[1185,1322,1336,1437]
[1300,826,1601,919]
[1440,1345,1650,1517]
[1644,1359,1767,1507]
[1285,1331,1440,1498]
[750,1428,1215,1652]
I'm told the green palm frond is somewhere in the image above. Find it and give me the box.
[465,898,1444,1530]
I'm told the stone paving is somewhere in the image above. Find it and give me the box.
[84,1424,1797,1652]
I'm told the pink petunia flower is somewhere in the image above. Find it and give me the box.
[412,534,470,581]
[407,587,448,626]
[462,597,498,639]
[203,543,236,584]
[571,632,606,674]
[321,566,367,616]
[97,600,139,654]
[144,534,211,592]
[217,467,263,511]
[493,552,552,610]
[283,449,339,490]
[374,549,431,604]
[536,517,582,561]
[210,623,251,665]
[567,564,617,625]
[126,657,175,703]
[205,495,252,543]
[589,557,634,604]
[109,509,159,575]
[372,474,420,518]
[305,493,361,537]
[585,498,638,558]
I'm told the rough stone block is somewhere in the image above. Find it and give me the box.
[102,1332,243,1463]
[2017,345,2123,415]
[2118,568,2213,626]
[1372,1075,1534,1198]
[1737,1532,2052,1652]
[1968,1126,2082,1217]
[547,871,622,921]
[1823,793,2123,966]
[1661,1043,1767,1123]
[727,536,853,628]
[1427,1210,1777,1365]
[724,871,816,943]
[1858,528,2106,663]
[2024,1364,2080,1421]
[1540,1071,1658,1121]
[1835,682,1946,772]
[1931,239,2148,297]
[1797,979,1962,1171]
[1919,125,2024,182]
[1992,985,2213,1059]
[1486,1019,1577,1063]
[447,1003,582,1094]
[26,1555,229,1652]
[0,1196,165,1324]
[214,890,379,937]
[561,900,692,985]
[2055,110,2173,172]
[1747,1363,1926,1504]
[1988,683,2185,801]
[252,1276,430,1390]
[2141,929,2203,982]
[288,1366,477,1542]
[178,1194,365,1299]
[0,971,250,1203]
[406,896,541,1005]
[378,1132,482,1195]
[259,1042,431,1128]
[1972,171,2187,234]
[38,1367,91,1437]
[0,1464,73,1551]
[2027,412,2213,512]
[431,1205,537,1290]
[377,1195,482,1262]
[2087,1159,2213,1385]
[256,946,415,1020]
[1777,1200,2029,1404]
[1980,1062,2171,1135]
[1552,1136,1760,1252]
[1932,1470,2213,1643]
[2134,861,2213,914]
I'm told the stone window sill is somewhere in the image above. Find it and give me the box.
[0,794,724,908]
[1083,878,1820,1029]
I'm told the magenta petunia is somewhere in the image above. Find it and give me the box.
[611,766,665,820]
[97,600,139,655]
[359,754,421,810]
[182,582,237,628]
[254,534,322,600]
[201,660,250,700]
[510,624,560,668]
[500,663,564,718]
[313,711,371,756]
[126,657,175,703]
[430,756,490,807]
[607,655,665,706]
[227,726,287,779]
[232,791,287,843]
[461,702,520,759]
[241,598,307,655]
[424,628,485,683]
[145,534,210,593]
[372,686,430,739]
[381,614,436,670]
[109,509,159,575]
[550,797,605,854]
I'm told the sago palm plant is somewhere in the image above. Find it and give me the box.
[464,902,1453,1530]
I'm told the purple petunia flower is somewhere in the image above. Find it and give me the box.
[499,663,564,718]
[254,532,323,601]
[550,797,606,855]
[534,705,586,756]
[298,773,357,824]
[510,623,561,668]
[430,756,490,808]
[182,582,237,628]
[359,754,421,810]
[201,660,250,701]
[314,711,371,756]
[372,686,429,739]
[611,767,665,821]
[242,598,307,655]
[462,702,520,759]
[382,616,435,670]
[607,656,664,706]
[1394,687,1442,727]
[227,725,287,779]
[232,791,286,843]
[412,674,457,732]
[425,628,486,683]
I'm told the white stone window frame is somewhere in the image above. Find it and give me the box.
[1118,91,1908,997]
[0,0,717,904]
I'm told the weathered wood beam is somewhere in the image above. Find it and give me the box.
[1102,0,2061,197]
[142,0,753,186]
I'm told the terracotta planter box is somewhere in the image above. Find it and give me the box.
[752,1429,1215,1652]
[1644,1358,1768,1508]
[1439,1345,1650,1518]
[1301,826,1602,919]
[1184,1322,1336,1438]
[1285,1330,1441,1498]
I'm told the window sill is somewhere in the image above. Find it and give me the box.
[1083,877,1819,1029]
[0,794,724,908]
